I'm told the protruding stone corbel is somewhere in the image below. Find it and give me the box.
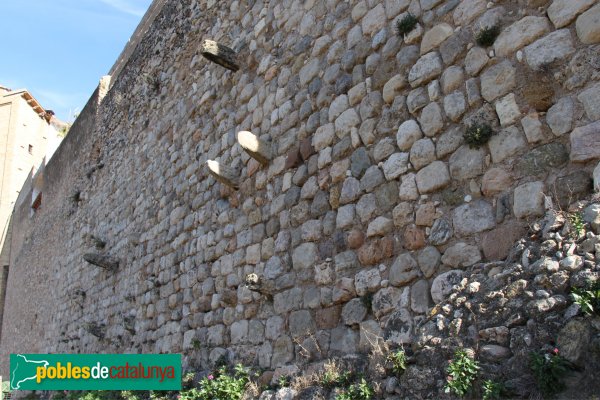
[206,160,240,189]
[245,273,276,297]
[237,131,271,165]
[83,253,119,272]
[200,39,239,72]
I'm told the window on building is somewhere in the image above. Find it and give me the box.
[28,145,33,154]
[32,192,42,211]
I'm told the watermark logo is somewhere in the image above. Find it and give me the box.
[10,354,181,390]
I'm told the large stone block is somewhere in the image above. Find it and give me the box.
[415,161,451,193]
[488,126,528,164]
[494,16,551,57]
[480,60,516,102]
[513,181,545,218]
[570,121,600,162]
[408,52,443,88]
[548,0,596,28]
[453,200,495,236]
[576,3,600,44]
[524,29,575,71]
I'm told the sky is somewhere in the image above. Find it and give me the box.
[0,0,153,122]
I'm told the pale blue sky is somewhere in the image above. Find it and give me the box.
[0,0,153,121]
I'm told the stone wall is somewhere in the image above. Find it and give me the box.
[1,0,599,381]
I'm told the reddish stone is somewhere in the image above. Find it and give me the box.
[482,221,528,261]
[357,237,394,265]
[316,306,342,329]
[300,137,315,161]
[318,168,330,190]
[285,147,302,169]
[403,225,426,250]
[482,168,512,197]
[415,202,436,226]
[247,158,261,177]
[347,230,365,249]
[265,66,278,81]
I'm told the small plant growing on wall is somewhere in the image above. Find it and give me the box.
[445,349,479,397]
[396,14,418,36]
[387,348,407,377]
[571,279,600,315]
[475,25,501,47]
[464,123,494,149]
[530,348,571,397]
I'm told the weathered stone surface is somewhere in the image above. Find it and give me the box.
[465,47,489,76]
[524,29,575,71]
[547,97,574,136]
[367,216,393,237]
[576,3,600,44]
[481,61,516,102]
[415,202,436,226]
[373,137,396,162]
[449,145,485,180]
[494,16,551,57]
[383,152,410,180]
[557,319,591,366]
[515,143,569,176]
[431,270,463,303]
[578,82,600,122]
[489,126,528,164]
[403,225,426,251]
[399,173,419,201]
[292,243,318,270]
[482,168,512,197]
[342,298,368,326]
[417,246,440,278]
[407,88,429,114]
[595,162,600,192]
[453,0,487,25]
[416,161,451,193]
[397,120,423,151]
[521,113,545,144]
[408,52,443,88]
[548,0,596,28]
[441,242,482,267]
[411,280,432,313]
[444,92,466,122]
[480,345,512,361]
[410,138,436,170]
[554,171,592,208]
[362,4,386,36]
[570,121,600,162]
[340,177,362,204]
[513,181,545,219]
[436,126,463,158]
[337,204,356,229]
[373,287,409,318]
[441,66,464,94]
[429,218,453,245]
[482,221,528,260]
[383,75,406,104]
[355,268,381,296]
[453,200,495,236]
[418,102,444,137]
[289,310,315,337]
[384,309,413,345]
[421,24,453,55]
[389,253,419,286]
[495,93,521,127]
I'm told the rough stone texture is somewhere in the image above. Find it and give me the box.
[415,161,451,193]
[576,3,600,44]
[431,270,463,303]
[481,61,516,102]
[570,121,600,162]
[453,200,496,236]
[546,97,574,136]
[421,24,454,55]
[494,16,551,57]
[408,52,443,88]
[514,181,545,219]
[441,242,481,268]
[578,82,600,122]
[1,0,598,386]
[548,0,596,28]
[418,102,444,137]
[495,93,521,127]
[524,29,576,70]
[481,221,528,260]
[489,126,528,164]
[449,145,485,180]
[397,120,423,151]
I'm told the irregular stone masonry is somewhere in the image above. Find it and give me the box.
[1,0,599,390]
